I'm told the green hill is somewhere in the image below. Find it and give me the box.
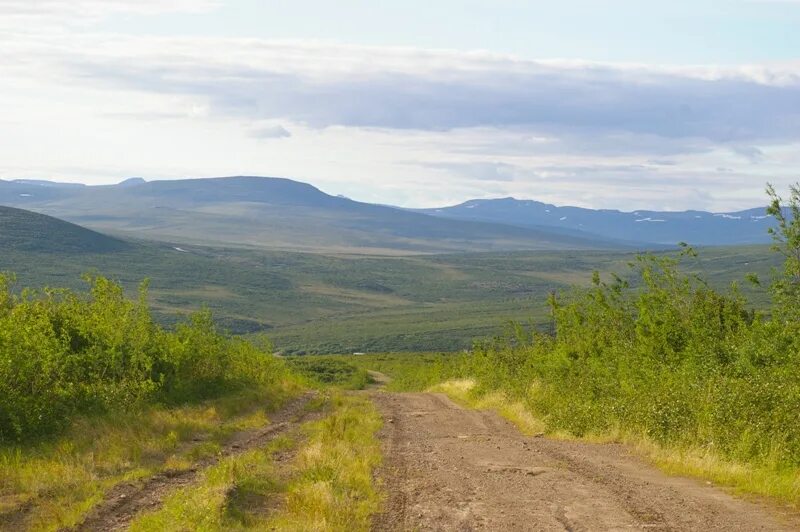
[0,224,778,353]
[0,206,128,253]
[0,177,627,254]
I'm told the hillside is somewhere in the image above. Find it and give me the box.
[420,197,776,246]
[0,177,626,254]
[0,206,128,253]
[0,227,778,352]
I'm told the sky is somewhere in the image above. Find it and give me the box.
[1,0,799,210]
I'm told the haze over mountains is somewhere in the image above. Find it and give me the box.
[421,198,775,247]
[0,176,774,253]
[0,176,623,254]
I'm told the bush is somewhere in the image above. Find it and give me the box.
[0,275,286,442]
[465,185,800,470]
[284,357,370,390]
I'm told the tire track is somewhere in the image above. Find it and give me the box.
[73,392,317,531]
[370,392,800,531]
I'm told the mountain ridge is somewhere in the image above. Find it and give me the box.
[1,175,774,250]
[419,197,775,246]
[0,177,625,254]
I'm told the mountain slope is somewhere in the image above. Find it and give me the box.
[420,198,776,246]
[0,177,624,254]
[0,206,128,253]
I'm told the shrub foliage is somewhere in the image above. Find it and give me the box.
[467,185,800,469]
[0,275,286,442]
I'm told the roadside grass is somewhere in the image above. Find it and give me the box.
[430,378,800,505]
[636,440,800,504]
[266,393,383,531]
[427,379,546,436]
[0,385,299,532]
[129,393,382,532]
[129,434,297,531]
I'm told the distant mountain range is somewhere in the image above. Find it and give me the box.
[0,177,622,254]
[420,198,776,246]
[0,176,777,253]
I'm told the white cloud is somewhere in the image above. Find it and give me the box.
[0,9,798,211]
[0,0,219,20]
[419,161,520,182]
[249,124,292,139]
[43,38,799,148]
[730,145,766,163]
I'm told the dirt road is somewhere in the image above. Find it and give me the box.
[371,392,799,531]
[75,392,319,532]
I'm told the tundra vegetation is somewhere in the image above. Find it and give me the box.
[0,275,289,442]
[3,184,800,529]
[313,186,800,503]
[418,185,800,502]
[0,267,389,530]
[0,274,309,529]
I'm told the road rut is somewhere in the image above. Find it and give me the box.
[371,392,799,531]
[74,392,317,531]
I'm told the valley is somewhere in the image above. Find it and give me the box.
[1,177,797,531]
[5,2,800,529]
[0,204,779,353]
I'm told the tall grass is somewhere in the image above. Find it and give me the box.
[267,394,383,531]
[129,393,382,532]
[0,274,289,442]
[459,185,800,501]
[0,388,297,531]
[129,433,295,532]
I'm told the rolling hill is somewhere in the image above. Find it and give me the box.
[0,207,778,352]
[420,198,777,246]
[0,177,626,254]
[0,205,128,253]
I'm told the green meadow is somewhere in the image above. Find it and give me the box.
[0,243,779,354]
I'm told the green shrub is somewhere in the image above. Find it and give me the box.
[0,275,287,442]
[465,185,800,470]
[284,357,370,390]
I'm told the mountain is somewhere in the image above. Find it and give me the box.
[0,206,128,253]
[420,198,776,246]
[118,177,147,187]
[0,177,624,254]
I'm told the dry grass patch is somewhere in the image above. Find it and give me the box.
[0,386,298,531]
[267,394,383,531]
[128,393,383,531]
[428,379,546,436]
[129,436,295,532]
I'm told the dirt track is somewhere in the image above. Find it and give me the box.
[371,392,800,531]
[74,392,318,532]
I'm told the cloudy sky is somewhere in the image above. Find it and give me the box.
[1,0,799,210]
